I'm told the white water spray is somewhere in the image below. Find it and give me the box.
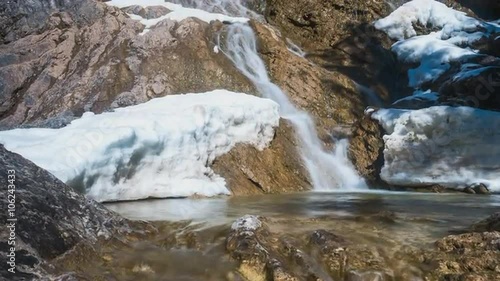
[219,24,366,190]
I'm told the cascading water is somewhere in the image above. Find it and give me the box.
[173,0,366,190]
[219,24,366,190]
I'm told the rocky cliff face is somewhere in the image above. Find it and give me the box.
[0,0,399,196]
[0,0,254,129]
[0,0,317,196]
[264,0,411,105]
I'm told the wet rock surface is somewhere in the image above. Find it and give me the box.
[258,0,414,188]
[226,213,500,281]
[0,158,496,281]
[226,215,406,281]
[420,232,500,281]
[213,120,311,195]
[251,20,366,143]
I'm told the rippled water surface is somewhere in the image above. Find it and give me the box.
[92,192,500,280]
[107,191,500,236]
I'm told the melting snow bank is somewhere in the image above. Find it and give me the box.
[375,0,500,88]
[0,90,279,202]
[372,106,500,192]
[106,0,248,34]
[374,0,483,40]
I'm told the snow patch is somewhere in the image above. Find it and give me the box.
[0,90,279,202]
[375,0,499,88]
[392,89,439,105]
[106,0,248,34]
[372,106,500,191]
[374,0,481,40]
[392,33,476,87]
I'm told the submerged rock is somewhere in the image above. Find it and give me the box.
[227,215,401,281]
[226,212,500,281]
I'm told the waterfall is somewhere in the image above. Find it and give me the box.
[219,24,366,190]
[172,0,366,190]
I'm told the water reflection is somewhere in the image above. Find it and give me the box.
[96,192,500,280]
[107,192,500,236]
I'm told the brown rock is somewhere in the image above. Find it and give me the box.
[411,213,500,281]
[121,5,171,19]
[470,213,500,232]
[348,116,385,184]
[228,216,400,281]
[251,21,366,141]
[213,120,311,195]
[265,0,391,50]
[421,232,500,281]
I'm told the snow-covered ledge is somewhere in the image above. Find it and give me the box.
[372,106,500,192]
[0,90,279,202]
[106,0,249,34]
